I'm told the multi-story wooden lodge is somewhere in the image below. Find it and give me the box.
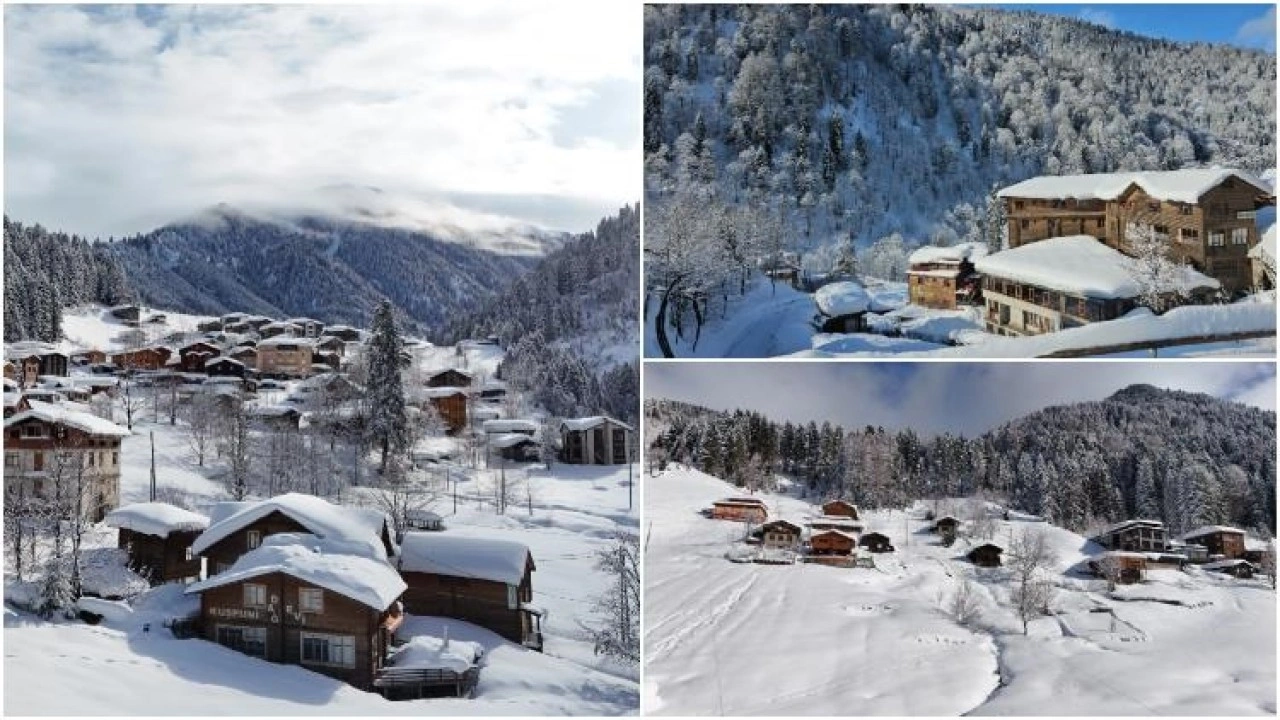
[3,401,130,521]
[105,502,209,584]
[1091,519,1167,553]
[998,168,1274,293]
[111,346,172,371]
[256,337,314,378]
[1181,525,1246,559]
[186,534,406,690]
[710,497,768,523]
[559,416,633,465]
[906,243,987,310]
[759,520,802,550]
[191,493,396,575]
[974,235,1218,336]
[397,533,543,651]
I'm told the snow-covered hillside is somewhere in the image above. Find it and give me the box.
[644,467,1276,716]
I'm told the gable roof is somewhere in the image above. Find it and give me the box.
[190,493,390,560]
[398,533,533,586]
[1182,525,1246,540]
[105,502,210,538]
[560,415,634,432]
[186,533,404,610]
[997,168,1271,203]
[5,400,131,437]
[908,242,988,266]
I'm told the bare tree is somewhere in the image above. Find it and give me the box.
[217,394,254,501]
[117,372,146,431]
[368,457,438,539]
[965,495,996,541]
[182,393,219,467]
[1007,527,1059,634]
[948,577,982,627]
[1094,553,1125,592]
[1125,221,1192,313]
[586,531,640,665]
[1260,542,1277,591]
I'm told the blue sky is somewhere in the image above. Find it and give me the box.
[993,3,1276,51]
[646,362,1276,437]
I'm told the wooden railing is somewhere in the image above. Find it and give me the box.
[373,666,480,699]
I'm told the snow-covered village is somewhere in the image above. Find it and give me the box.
[643,363,1277,716]
[643,4,1277,358]
[3,3,639,715]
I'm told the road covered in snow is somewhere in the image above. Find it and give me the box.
[644,467,1276,716]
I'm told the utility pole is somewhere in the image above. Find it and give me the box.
[149,431,157,501]
[628,460,634,511]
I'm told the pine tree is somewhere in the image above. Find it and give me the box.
[366,301,409,473]
[1134,456,1161,520]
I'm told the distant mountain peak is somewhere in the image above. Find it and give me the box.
[1108,384,1169,402]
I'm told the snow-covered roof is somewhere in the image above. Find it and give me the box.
[186,533,404,610]
[1096,518,1164,536]
[1182,525,1246,540]
[908,242,988,266]
[814,281,871,317]
[560,415,634,432]
[105,503,210,538]
[810,529,859,541]
[997,168,1271,203]
[491,432,537,449]
[206,356,244,367]
[257,336,314,348]
[191,493,389,560]
[1098,550,1147,560]
[482,419,539,434]
[5,400,130,437]
[421,386,467,398]
[428,367,473,378]
[975,236,1219,299]
[390,635,482,673]
[1202,558,1256,571]
[398,533,533,585]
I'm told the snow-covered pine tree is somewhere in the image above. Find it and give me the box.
[365,301,410,474]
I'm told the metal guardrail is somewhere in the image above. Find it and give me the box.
[1038,328,1275,358]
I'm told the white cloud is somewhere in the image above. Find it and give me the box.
[1078,7,1117,29]
[1236,6,1277,52]
[645,362,1276,436]
[3,2,641,237]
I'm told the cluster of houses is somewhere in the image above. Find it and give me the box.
[102,493,540,698]
[707,497,895,568]
[1088,519,1269,583]
[896,169,1275,337]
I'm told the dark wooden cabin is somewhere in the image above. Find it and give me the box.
[426,369,473,388]
[859,532,894,553]
[967,543,1003,568]
[1089,551,1147,584]
[398,533,543,651]
[186,537,406,691]
[821,500,860,520]
[1092,519,1167,553]
[105,502,209,584]
[205,357,247,379]
[1181,526,1246,559]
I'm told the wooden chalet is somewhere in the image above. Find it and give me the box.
[1181,526,1246,559]
[105,502,209,584]
[110,305,142,323]
[18,357,41,388]
[7,345,70,379]
[3,360,14,381]
[1089,551,1147,584]
[975,236,1218,337]
[559,416,633,465]
[710,497,768,523]
[3,402,130,521]
[259,321,302,339]
[186,534,406,690]
[426,369,473,389]
[859,531,894,553]
[315,336,347,358]
[3,391,31,418]
[205,356,247,379]
[999,168,1275,293]
[112,347,172,371]
[814,281,870,333]
[906,243,986,309]
[286,318,325,338]
[760,520,802,550]
[397,533,543,651]
[191,493,395,576]
[228,346,259,367]
[321,325,362,342]
[1202,558,1257,579]
[178,341,221,372]
[197,319,224,333]
[808,529,857,556]
[821,499,860,520]
[967,543,1003,568]
[1092,519,1167,553]
[932,516,960,538]
[422,387,468,434]
[74,349,108,366]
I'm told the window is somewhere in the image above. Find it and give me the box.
[299,588,324,613]
[1179,205,1194,216]
[1147,201,1161,212]
[112,451,119,465]
[88,453,95,467]
[1209,231,1225,247]
[1020,219,1029,229]
[217,625,266,658]
[243,583,267,607]
[1232,227,1249,245]
[300,633,355,668]
[32,452,43,471]
[1179,228,1199,243]
[1153,225,1169,239]
[507,584,519,610]
[216,562,232,574]
[247,530,262,549]
[21,424,48,439]
[184,547,193,562]
[4,453,17,469]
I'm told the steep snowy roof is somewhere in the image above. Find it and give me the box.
[811,529,859,541]
[560,416,634,432]
[975,236,1219,299]
[5,400,131,437]
[398,533,533,585]
[391,635,482,673]
[1096,518,1164,536]
[997,168,1271,203]
[421,386,468,398]
[105,503,210,538]
[191,493,389,560]
[257,336,314,348]
[186,533,404,610]
[814,281,871,317]
[1202,559,1256,571]
[206,356,244,368]
[483,419,539,434]
[491,432,537,449]
[1182,525,1246,540]
[908,242,989,265]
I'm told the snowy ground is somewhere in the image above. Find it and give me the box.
[643,467,1275,716]
[645,277,1277,359]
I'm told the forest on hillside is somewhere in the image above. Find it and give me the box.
[645,385,1277,537]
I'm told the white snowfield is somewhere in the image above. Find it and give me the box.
[814,280,872,317]
[644,466,1275,716]
[908,241,988,265]
[105,502,210,538]
[187,533,406,611]
[997,168,1270,203]
[974,235,1219,299]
